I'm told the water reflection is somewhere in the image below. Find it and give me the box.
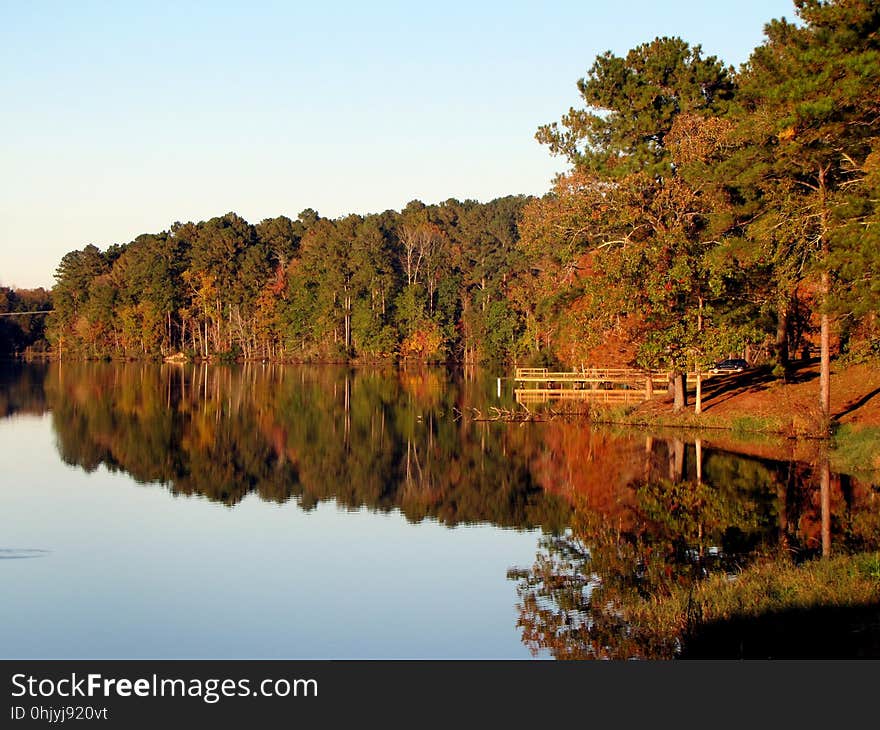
[510,438,880,658]
[24,362,572,529]
[1,362,878,658]
[0,549,50,560]
[0,361,48,418]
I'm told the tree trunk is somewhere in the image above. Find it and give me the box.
[819,272,831,422]
[818,164,831,423]
[775,301,790,377]
[672,371,688,412]
[344,293,351,352]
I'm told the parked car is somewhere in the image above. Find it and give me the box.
[709,358,750,374]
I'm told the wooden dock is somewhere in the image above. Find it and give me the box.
[512,367,711,407]
[516,387,649,405]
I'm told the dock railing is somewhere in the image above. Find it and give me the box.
[511,367,713,405]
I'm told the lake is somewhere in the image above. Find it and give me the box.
[1,361,878,658]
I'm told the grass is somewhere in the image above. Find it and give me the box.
[588,406,788,437]
[587,403,638,421]
[831,424,880,475]
[728,414,786,438]
[626,552,880,658]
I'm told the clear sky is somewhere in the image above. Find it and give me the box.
[1,0,799,289]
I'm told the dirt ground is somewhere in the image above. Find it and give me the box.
[635,359,880,432]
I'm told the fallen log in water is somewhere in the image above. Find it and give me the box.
[471,405,592,422]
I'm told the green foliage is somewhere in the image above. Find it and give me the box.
[536,36,734,178]
[0,287,52,356]
[720,0,880,365]
[47,198,532,364]
[484,300,522,363]
[520,0,880,398]
[351,299,397,358]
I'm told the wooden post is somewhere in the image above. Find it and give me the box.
[695,370,702,415]
[645,374,653,401]
[497,377,501,398]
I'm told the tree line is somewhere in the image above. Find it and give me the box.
[41,0,880,414]
[47,198,532,364]
[0,287,51,357]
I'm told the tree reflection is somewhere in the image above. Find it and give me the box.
[35,362,572,529]
[510,441,880,659]
[4,362,879,656]
[0,362,49,417]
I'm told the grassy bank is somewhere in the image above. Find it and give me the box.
[586,404,793,437]
[628,553,880,658]
[572,361,880,442]
[831,425,880,475]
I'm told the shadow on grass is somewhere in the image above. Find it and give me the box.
[836,386,880,421]
[680,602,880,659]
[698,362,821,414]
[699,366,780,412]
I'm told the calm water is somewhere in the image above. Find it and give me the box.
[1,362,878,658]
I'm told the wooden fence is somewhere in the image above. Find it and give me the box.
[511,367,713,406]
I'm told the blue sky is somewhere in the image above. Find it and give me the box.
[1,0,798,288]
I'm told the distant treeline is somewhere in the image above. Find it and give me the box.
[48,198,535,364]
[0,287,51,357]
[43,1,880,383]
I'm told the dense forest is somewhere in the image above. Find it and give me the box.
[15,1,879,408]
[46,197,531,364]
[0,287,51,357]
[520,0,880,410]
